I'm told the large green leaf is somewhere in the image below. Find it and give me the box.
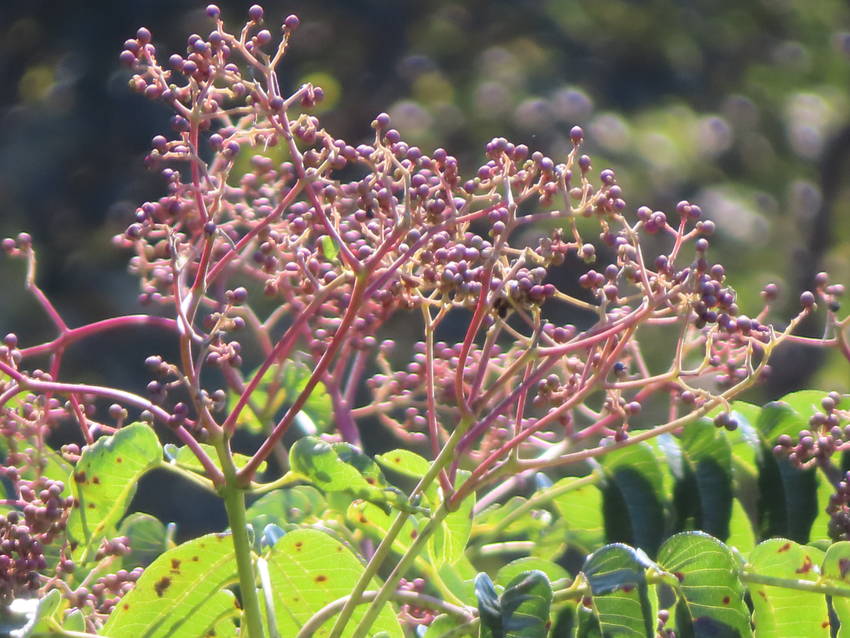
[745,538,828,638]
[289,436,414,512]
[68,422,162,560]
[346,500,423,562]
[657,532,751,637]
[581,543,655,637]
[475,572,502,638]
[266,528,403,637]
[674,419,734,540]
[552,478,606,554]
[102,532,239,638]
[821,542,850,637]
[600,443,666,556]
[501,570,553,638]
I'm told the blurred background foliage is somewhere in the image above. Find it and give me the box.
[1,0,849,527]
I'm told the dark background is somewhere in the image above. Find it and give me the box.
[1,0,849,535]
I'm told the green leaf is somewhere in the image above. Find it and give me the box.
[756,440,818,542]
[552,478,606,554]
[475,572,502,638]
[430,471,475,567]
[571,602,603,638]
[68,423,162,559]
[726,498,756,555]
[163,443,265,477]
[102,532,239,638]
[496,557,569,588]
[375,449,431,477]
[16,588,63,637]
[424,614,463,637]
[266,528,403,637]
[810,471,835,544]
[676,419,734,540]
[319,234,340,262]
[582,543,655,637]
[246,485,326,538]
[745,538,828,638]
[657,532,752,637]
[119,512,167,569]
[820,542,850,637]
[501,570,553,638]
[600,443,666,556]
[289,436,414,512]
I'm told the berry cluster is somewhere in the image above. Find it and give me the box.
[771,392,847,467]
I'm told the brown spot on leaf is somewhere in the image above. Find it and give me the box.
[154,577,171,597]
[796,555,814,574]
[365,477,377,485]
[778,542,791,553]
[758,590,767,600]
[74,471,87,484]
[674,572,685,582]
[394,457,401,463]
[315,574,327,583]
[87,503,96,509]
[170,558,181,572]
[191,555,199,562]
[621,584,634,593]
[823,621,831,628]
[410,530,418,539]
[115,457,123,463]
[123,604,130,610]
[359,515,368,523]
[722,596,730,604]
[92,476,100,484]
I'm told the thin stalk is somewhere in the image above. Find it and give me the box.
[328,418,471,638]
[217,439,265,638]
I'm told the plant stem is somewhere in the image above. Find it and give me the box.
[328,419,471,638]
[217,440,265,638]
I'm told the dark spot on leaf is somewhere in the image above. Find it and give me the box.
[293,597,300,603]
[621,584,634,593]
[192,555,199,561]
[796,555,814,573]
[87,503,96,509]
[581,596,592,608]
[315,574,327,583]
[823,621,830,628]
[758,590,767,599]
[674,572,685,582]
[336,546,343,552]
[410,530,417,539]
[722,596,730,604]
[778,542,791,553]
[123,604,130,610]
[116,457,123,463]
[92,476,100,484]
[154,577,171,597]
[394,457,401,463]
[171,558,181,572]
[365,477,376,485]
[359,515,368,523]
[74,471,87,484]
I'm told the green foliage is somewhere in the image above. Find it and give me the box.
[68,422,162,562]
[102,532,239,638]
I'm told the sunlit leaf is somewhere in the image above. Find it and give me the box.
[657,532,751,637]
[68,423,162,561]
[266,528,403,637]
[745,538,828,638]
[102,532,239,638]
